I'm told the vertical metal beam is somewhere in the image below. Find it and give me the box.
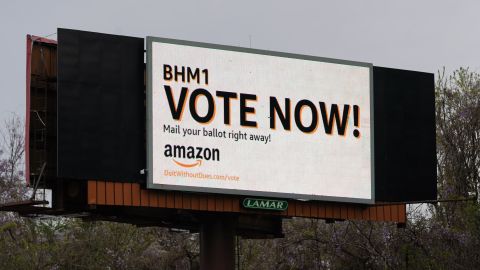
[200,215,236,270]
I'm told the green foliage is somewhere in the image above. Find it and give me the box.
[0,217,199,270]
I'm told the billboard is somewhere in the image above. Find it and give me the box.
[147,37,373,203]
[57,28,145,182]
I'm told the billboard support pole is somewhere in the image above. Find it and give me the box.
[200,215,236,270]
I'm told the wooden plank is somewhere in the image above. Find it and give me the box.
[182,193,191,210]
[140,189,149,207]
[166,192,175,208]
[199,195,208,211]
[287,201,296,216]
[114,183,123,205]
[295,202,303,217]
[384,205,392,221]
[87,181,97,205]
[174,192,183,209]
[106,182,115,205]
[333,205,341,219]
[391,204,399,222]
[191,193,200,210]
[149,191,158,207]
[318,203,326,218]
[325,204,333,219]
[354,207,363,220]
[158,191,166,208]
[123,183,132,206]
[224,197,233,212]
[340,205,348,220]
[232,197,240,212]
[207,195,216,211]
[215,196,224,212]
[376,206,385,221]
[361,207,370,220]
[302,203,311,217]
[398,204,406,223]
[310,203,319,218]
[369,206,377,221]
[131,184,141,206]
[97,181,106,205]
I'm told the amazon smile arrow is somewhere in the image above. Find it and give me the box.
[172,159,202,168]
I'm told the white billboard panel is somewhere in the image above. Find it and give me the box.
[147,37,374,204]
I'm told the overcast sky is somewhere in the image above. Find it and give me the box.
[1,0,479,123]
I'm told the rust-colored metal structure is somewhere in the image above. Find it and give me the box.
[87,180,406,223]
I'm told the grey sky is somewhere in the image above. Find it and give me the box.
[1,0,479,123]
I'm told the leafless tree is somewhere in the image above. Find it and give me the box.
[0,114,27,203]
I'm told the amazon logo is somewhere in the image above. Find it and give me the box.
[164,144,220,168]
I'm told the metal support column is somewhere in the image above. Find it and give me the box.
[200,215,236,270]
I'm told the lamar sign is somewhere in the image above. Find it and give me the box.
[243,198,288,211]
[147,37,374,204]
